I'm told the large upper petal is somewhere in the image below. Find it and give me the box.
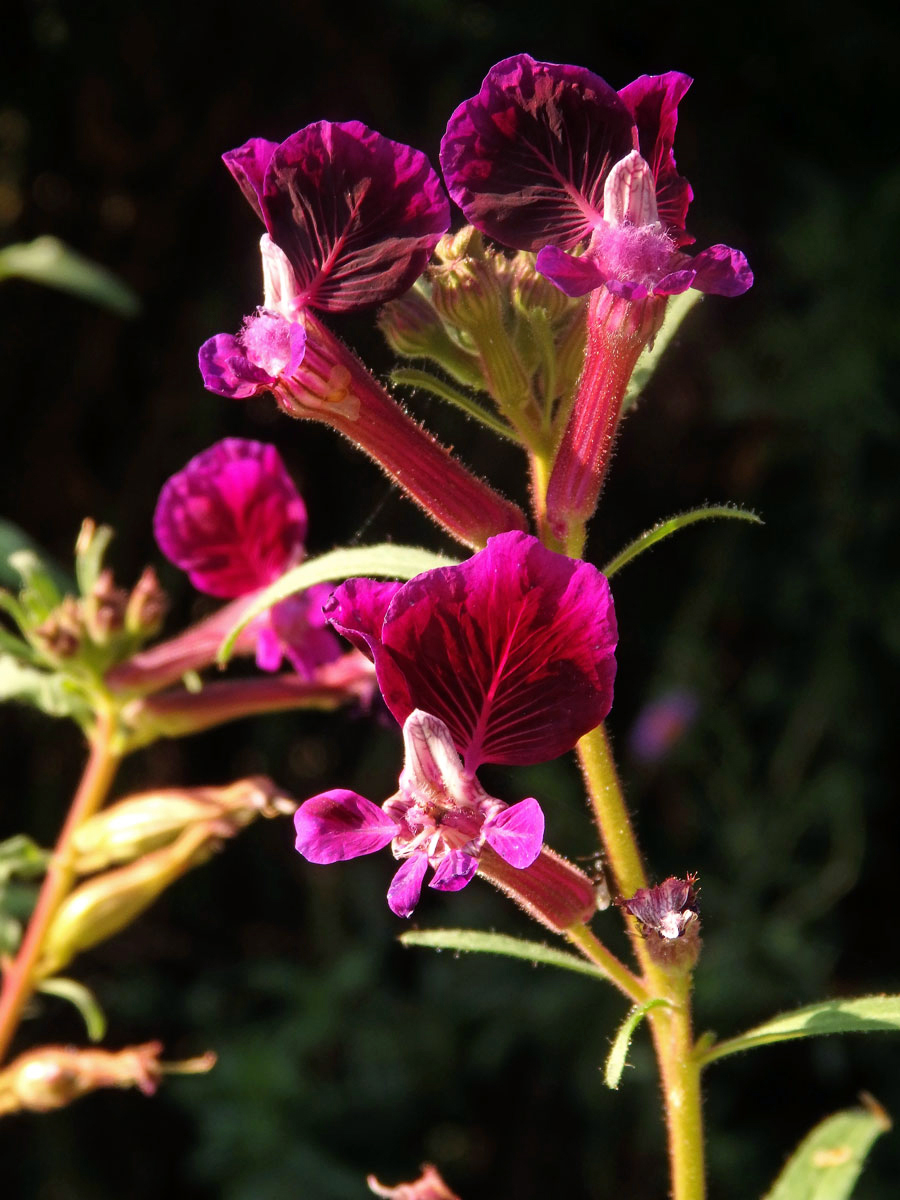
[370,531,618,769]
[324,578,404,661]
[441,54,635,252]
[222,138,279,222]
[153,438,307,597]
[618,73,694,244]
[258,121,449,313]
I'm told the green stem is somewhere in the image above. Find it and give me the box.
[564,922,649,1005]
[0,707,122,1063]
[577,724,648,899]
[648,992,706,1200]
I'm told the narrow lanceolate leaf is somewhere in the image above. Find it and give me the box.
[37,977,108,1043]
[0,654,89,722]
[621,289,702,413]
[761,1095,891,1200]
[697,996,900,1068]
[217,544,458,664]
[602,505,763,578]
[390,368,521,443]
[0,237,140,316]
[0,519,71,593]
[399,928,611,982]
[604,998,670,1090]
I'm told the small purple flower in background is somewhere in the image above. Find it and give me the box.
[441,54,752,302]
[199,122,450,406]
[153,438,340,677]
[294,531,618,916]
[628,687,699,764]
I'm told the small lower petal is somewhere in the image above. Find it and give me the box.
[429,849,479,892]
[483,797,544,868]
[535,246,607,297]
[690,244,753,296]
[388,854,429,917]
[294,790,399,863]
[654,269,695,295]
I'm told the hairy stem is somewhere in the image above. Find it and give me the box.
[0,708,122,1063]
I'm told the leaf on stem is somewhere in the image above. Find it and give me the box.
[217,544,458,665]
[760,1094,891,1200]
[621,288,702,414]
[697,995,900,1068]
[37,977,108,1043]
[391,367,521,443]
[604,998,670,1089]
[602,505,763,578]
[0,519,72,594]
[399,927,611,982]
[0,654,90,721]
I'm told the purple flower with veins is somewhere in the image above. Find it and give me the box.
[440,54,752,301]
[199,122,450,404]
[153,438,341,677]
[293,531,618,916]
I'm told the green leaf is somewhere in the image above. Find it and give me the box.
[621,289,702,413]
[602,505,763,578]
[37,977,108,1042]
[604,998,670,1089]
[698,995,900,1068]
[218,544,458,665]
[74,523,114,596]
[0,519,72,593]
[0,236,140,316]
[399,928,611,982]
[0,835,51,884]
[0,653,89,721]
[391,368,521,443]
[761,1096,891,1200]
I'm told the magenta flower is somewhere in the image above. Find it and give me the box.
[153,438,340,677]
[441,54,752,301]
[293,531,618,916]
[197,124,527,551]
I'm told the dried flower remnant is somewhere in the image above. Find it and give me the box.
[619,874,700,970]
[199,125,526,549]
[152,438,340,677]
[294,532,618,917]
[368,1163,461,1200]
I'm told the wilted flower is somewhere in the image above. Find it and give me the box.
[294,531,617,916]
[153,438,340,677]
[368,1163,461,1200]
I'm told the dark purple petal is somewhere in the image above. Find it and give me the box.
[324,578,404,661]
[535,245,608,297]
[262,585,343,677]
[483,797,544,868]
[198,333,274,400]
[618,73,694,243]
[294,789,400,863]
[223,138,280,221]
[429,849,479,893]
[387,854,429,917]
[154,438,307,597]
[441,54,635,252]
[690,244,753,296]
[606,279,650,300]
[261,121,449,313]
[374,531,618,769]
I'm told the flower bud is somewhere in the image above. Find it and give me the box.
[0,1041,215,1115]
[124,566,168,637]
[83,568,129,643]
[33,596,84,660]
[38,823,220,977]
[368,1164,461,1200]
[70,776,292,873]
[477,844,598,933]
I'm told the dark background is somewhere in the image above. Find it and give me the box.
[1,0,898,1196]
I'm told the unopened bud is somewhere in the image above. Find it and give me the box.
[39,823,220,977]
[70,776,293,873]
[125,566,168,637]
[33,596,83,659]
[478,844,598,933]
[368,1164,461,1200]
[0,1041,215,1115]
[83,568,128,643]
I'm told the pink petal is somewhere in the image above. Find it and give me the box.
[222,137,280,222]
[153,439,307,598]
[535,245,608,297]
[323,578,404,661]
[429,850,479,893]
[483,797,544,868]
[690,244,754,296]
[618,73,694,244]
[262,121,449,313]
[441,53,634,252]
[374,531,618,769]
[387,854,429,918]
[294,790,399,863]
[198,333,275,400]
